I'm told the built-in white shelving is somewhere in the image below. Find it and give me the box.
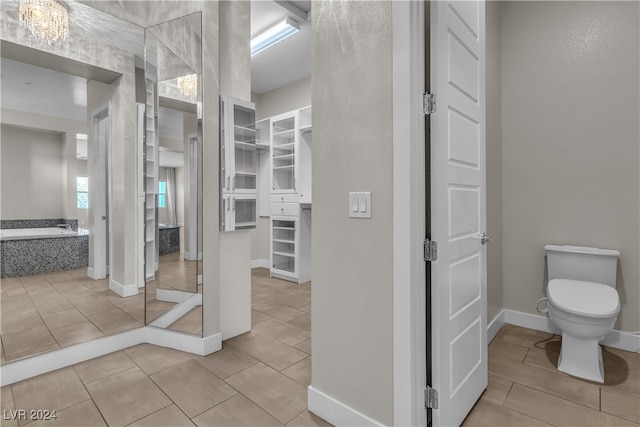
[220,95,258,231]
[144,78,159,281]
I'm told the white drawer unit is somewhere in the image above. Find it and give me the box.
[269,202,299,217]
[270,194,300,204]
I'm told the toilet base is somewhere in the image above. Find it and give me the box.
[557,333,604,383]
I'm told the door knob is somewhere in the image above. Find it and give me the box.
[475,233,491,245]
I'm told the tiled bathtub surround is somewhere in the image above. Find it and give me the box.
[159,225,180,255]
[1,219,78,230]
[1,233,88,278]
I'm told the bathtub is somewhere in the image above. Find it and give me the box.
[0,227,85,241]
[0,228,89,278]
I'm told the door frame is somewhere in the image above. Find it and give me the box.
[90,101,112,280]
[392,1,428,426]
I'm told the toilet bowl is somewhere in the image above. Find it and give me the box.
[546,279,620,383]
[544,245,621,383]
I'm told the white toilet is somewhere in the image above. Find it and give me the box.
[544,244,621,383]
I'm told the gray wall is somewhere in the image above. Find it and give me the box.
[1,125,65,220]
[486,1,504,324]
[501,1,640,331]
[311,1,393,424]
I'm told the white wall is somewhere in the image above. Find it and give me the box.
[1,125,65,220]
[311,2,394,424]
[501,1,640,331]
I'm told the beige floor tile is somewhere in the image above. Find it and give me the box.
[504,383,637,427]
[11,367,90,421]
[282,357,311,387]
[497,324,557,350]
[40,308,88,330]
[0,311,45,335]
[489,354,600,409]
[124,344,193,376]
[168,307,203,335]
[298,304,311,314]
[72,297,117,316]
[251,318,311,347]
[462,399,551,426]
[85,308,141,334]
[294,339,312,355]
[286,410,332,427]
[193,346,259,379]
[128,405,194,427]
[44,272,76,284]
[192,394,283,427]
[601,388,640,424]
[478,374,513,406]
[253,302,306,322]
[252,309,271,325]
[49,321,104,347]
[27,400,106,427]
[2,326,58,361]
[1,386,18,427]
[74,351,137,384]
[522,345,562,374]
[226,363,308,424]
[252,294,271,307]
[32,297,74,316]
[263,292,310,309]
[86,367,171,426]
[150,359,237,418]
[488,339,530,363]
[288,314,311,332]
[225,333,308,371]
[603,347,640,397]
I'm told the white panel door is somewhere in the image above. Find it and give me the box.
[430,1,487,426]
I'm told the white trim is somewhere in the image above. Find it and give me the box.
[487,310,506,343]
[0,327,222,386]
[149,293,202,328]
[87,267,96,279]
[497,309,640,353]
[251,259,270,269]
[156,288,197,304]
[308,386,385,427]
[109,278,139,297]
[392,1,426,426]
[183,251,203,261]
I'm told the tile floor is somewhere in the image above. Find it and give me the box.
[0,253,202,363]
[3,268,638,426]
[463,323,640,426]
[0,268,327,427]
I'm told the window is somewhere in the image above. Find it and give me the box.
[77,177,89,209]
[158,181,166,208]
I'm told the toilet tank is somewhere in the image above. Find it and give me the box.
[545,245,620,287]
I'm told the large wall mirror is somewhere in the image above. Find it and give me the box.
[143,12,203,336]
[0,0,145,363]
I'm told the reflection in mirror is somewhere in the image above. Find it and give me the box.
[144,12,203,336]
[0,0,145,363]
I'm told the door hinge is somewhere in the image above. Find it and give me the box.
[425,386,439,409]
[424,239,437,262]
[423,93,436,115]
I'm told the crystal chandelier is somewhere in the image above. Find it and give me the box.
[177,74,198,97]
[19,0,69,44]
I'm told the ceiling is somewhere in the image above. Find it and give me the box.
[251,1,312,94]
[0,1,311,123]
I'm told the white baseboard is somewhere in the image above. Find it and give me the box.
[251,259,270,269]
[109,278,139,297]
[87,267,95,279]
[500,309,640,353]
[308,386,384,427]
[487,311,505,343]
[149,293,202,329]
[0,327,222,387]
[156,288,197,304]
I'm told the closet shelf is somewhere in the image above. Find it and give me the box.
[273,238,295,244]
[273,165,294,170]
[273,250,295,258]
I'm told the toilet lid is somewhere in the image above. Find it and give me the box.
[547,279,620,318]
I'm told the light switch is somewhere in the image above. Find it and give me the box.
[349,192,372,219]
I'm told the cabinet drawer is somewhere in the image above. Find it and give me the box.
[270,194,299,204]
[269,203,299,217]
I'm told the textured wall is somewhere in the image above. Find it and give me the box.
[311,1,394,424]
[501,1,640,331]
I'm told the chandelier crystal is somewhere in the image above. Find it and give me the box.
[19,0,69,44]
[177,74,198,97]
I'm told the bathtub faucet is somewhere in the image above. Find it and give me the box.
[57,223,71,230]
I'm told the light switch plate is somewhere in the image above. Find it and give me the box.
[349,192,372,218]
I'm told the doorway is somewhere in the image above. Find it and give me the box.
[90,103,110,280]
